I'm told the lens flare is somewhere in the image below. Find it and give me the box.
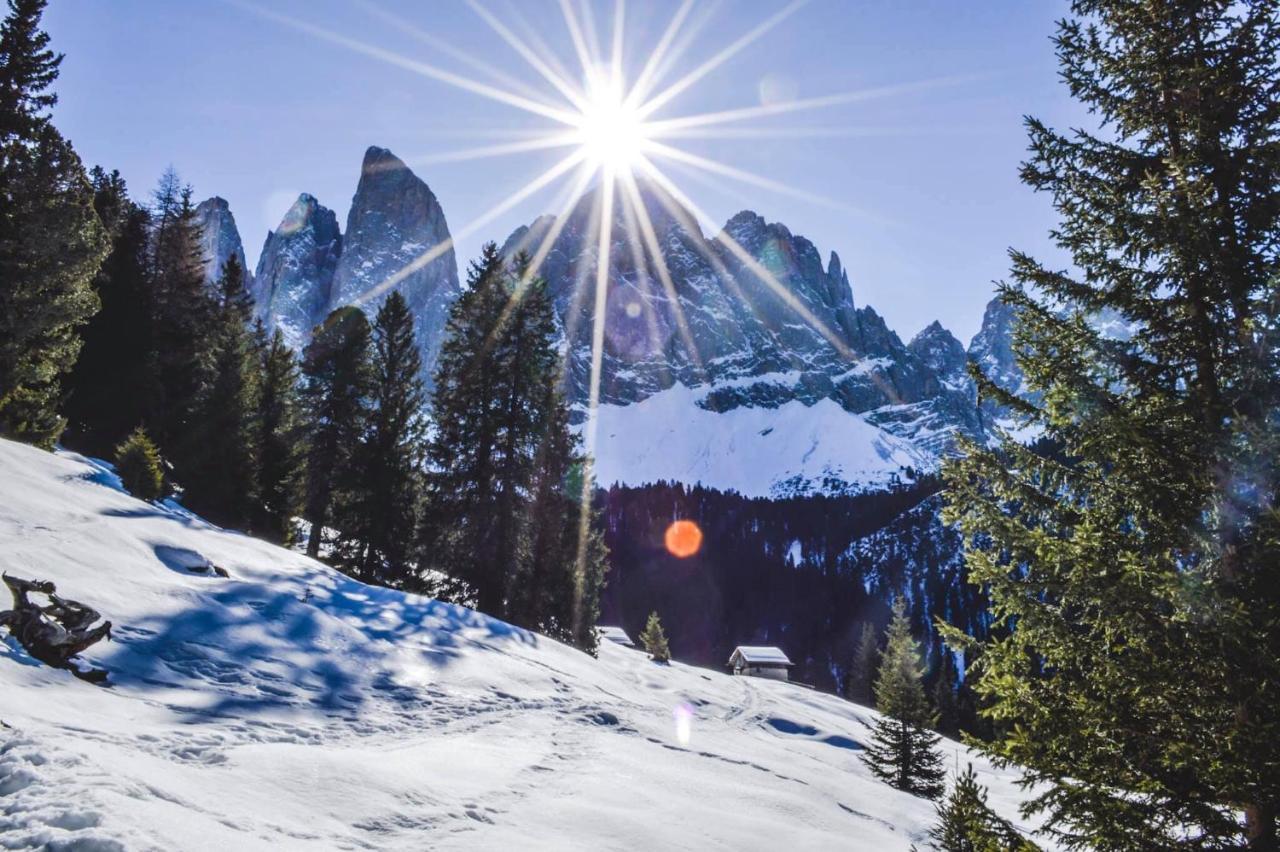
[664,519,702,558]
[673,702,694,746]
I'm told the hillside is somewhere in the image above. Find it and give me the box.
[0,438,1039,850]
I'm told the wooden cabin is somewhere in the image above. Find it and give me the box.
[597,625,635,647]
[728,646,793,681]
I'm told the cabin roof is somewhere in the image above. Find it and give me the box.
[729,646,793,666]
[597,626,635,646]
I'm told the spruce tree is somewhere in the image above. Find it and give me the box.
[113,426,163,502]
[928,764,1038,852]
[64,168,152,455]
[146,173,215,476]
[336,291,426,584]
[254,327,304,545]
[847,620,879,705]
[861,600,945,799]
[931,645,961,737]
[639,611,670,662]
[419,244,519,612]
[186,254,258,526]
[0,0,106,447]
[943,2,1280,846]
[300,306,372,559]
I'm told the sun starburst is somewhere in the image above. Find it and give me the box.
[236,0,978,625]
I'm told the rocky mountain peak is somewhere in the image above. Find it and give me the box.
[253,193,342,348]
[908,321,967,386]
[328,146,460,388]
[194,196,250,289]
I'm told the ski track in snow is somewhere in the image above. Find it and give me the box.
[0,438,1043,851]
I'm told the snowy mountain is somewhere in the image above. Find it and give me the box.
[503,186,1009,493]
[209,148,1029,496]
[0,437,1043,850]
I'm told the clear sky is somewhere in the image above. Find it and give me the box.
[44,0,1079,344]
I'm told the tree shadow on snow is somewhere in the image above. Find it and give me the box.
[102,552,536,723]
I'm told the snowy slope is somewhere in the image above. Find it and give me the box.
[0,438,1037,850]
[589,382,934,497]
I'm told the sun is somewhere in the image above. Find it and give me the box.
[573,70,650,173]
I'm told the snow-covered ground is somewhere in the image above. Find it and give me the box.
[589,382,934,498]
[0,437,1035,850]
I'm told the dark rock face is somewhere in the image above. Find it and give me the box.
[909,321,968,387]
[329,146,460,388]
[965,296,1025,424]
[501,183,977,455]
[253,193,342,348]
[194,197,250,290]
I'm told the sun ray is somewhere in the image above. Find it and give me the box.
[485,158,598,352]
[616,170,703,369]
[635,155,856,361]
[466,0,590,111]
[646,73,986,134]
[636,0,808,119]
[231,0,580,126]
[643,138,880,219]
[354,0,554,106]
[354,151,589,309]
[624,0,695,109]
[614,184,674,366]
[557,0,597,81]
[576,0,606,70]
[609,0,625,81]
[402,133,580,167]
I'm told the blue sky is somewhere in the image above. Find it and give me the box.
[46,0,1078,343]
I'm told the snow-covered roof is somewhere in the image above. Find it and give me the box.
[729,646,793,666]
[597,626,635,646]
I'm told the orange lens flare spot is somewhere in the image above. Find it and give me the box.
[664,520,703,559]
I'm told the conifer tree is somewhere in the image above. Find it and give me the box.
[862,600,945,799]
[847,620,879,704]
[419,244,520,612]
[336,291,426,584]
[0,0,106,447]
[254,327,304,545]
[300,306,372,559]
[943,2,1280,846]
[639,611,670,662]
[928,763,1038,852]
[146,172,215,475]
[931,645,961,737]
[187,254,257,526]
[64,168,152,455]
[113,426,163,502]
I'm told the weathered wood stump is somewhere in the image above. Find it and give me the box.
[0,574,111,683]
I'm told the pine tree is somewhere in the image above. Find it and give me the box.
[254,327,304,545]
[0,0,106,447]
[928,763,1038,852]
[300,306,372,559]
[861,600,945,799]
[336,291,426,584]
[185,254,258,526]
[64,168,152,455]
[639,611,670,662]
[847,620,879,705]
[146,172,215,476]
[943,2,1280,846]
[113,426,163,502]
[419,244,522,612]
[931,644,961,737]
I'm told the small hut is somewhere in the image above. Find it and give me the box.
[728,646,793,681]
